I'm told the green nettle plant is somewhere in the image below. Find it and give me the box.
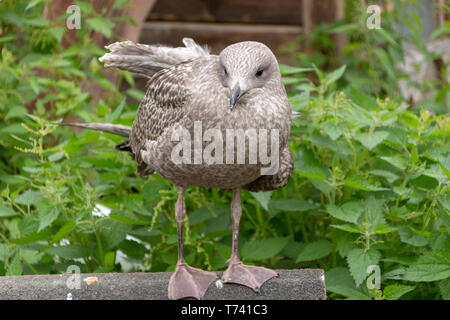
[0,0,449,300]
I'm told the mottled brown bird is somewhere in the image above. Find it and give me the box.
[61,38,294,300]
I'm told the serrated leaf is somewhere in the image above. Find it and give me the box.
[324,65,346,85]
[364,196,386,231]
[345,176,388,191]
[355,131,389,150]
[383,284,415,300]
[398,226,428,247]
[331,224,361,233]
[6,254,22,276]
[38,207,59,232]
[326,201,364,224]
[296,239,333,262]
[0,205,17,217]
[347,248,381,287]
[241,237,289,260]
[325,267,371,299]
[439,278,450,300]
[14,190,44,206]
[250,191,272,211]
[323,122,346,140]
[379,155,407,170]
[404,251,450,282]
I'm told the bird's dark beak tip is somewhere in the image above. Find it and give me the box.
[230,84,241,109]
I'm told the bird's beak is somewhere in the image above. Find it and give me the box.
[230,84,244,109]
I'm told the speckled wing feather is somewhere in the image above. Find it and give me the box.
[130,62,193,176]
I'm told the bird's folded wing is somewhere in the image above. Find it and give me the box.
[129,61,195,175]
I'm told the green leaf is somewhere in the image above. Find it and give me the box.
[10,230,52,245]
[25,0,44,10]
[118,239,147,260]
[323,122,346,140]
[48,151,65,162]
[373,48,396,80]
[49,27,65,42]
[355,131,389,150]
[296,239,333,262]
[269,199,317,212]
[0,205,18,217]
[106,98,125,123]
[281,241,305,260]
[110,211,151,225]
[345,176,388,191]
[46,245,91,259]
[0,244,9,261]
[14,190,44,206]
[294,149,328,181]
[45,222,76,249]
[346,86,378,110]
[347,248,381,287]
[142,180,167,201]
[331,224,361,234]
[404,251,450,282]
[38,207,59,232]
[324,65,346,85]
[383,284,415,300]
[379,155,407,170]
[241,237,289,260]
[439,278,450,300]
[398,226,428,247]
[6,254,22,276]
[250,191,272,211]
[86,17,115,38]
[368,169,399,183]
[326,201,364,224]
[364,196,386,231]
[325,267,371,299]
[279,64,313,75]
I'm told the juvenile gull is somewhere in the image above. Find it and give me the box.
[62,38,294,300]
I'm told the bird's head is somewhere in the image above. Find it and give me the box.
[218,41,280,109]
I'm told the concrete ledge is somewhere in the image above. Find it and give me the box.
[0,269,326,300]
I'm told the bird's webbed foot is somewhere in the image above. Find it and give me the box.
[168,262,218,300]
[221,259,278,293]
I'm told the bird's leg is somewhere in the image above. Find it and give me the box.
[168,186,218,300]
[221,188,278,292]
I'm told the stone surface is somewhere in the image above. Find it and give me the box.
[0,269,326,300]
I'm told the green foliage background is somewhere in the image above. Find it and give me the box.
[0,0,449,300]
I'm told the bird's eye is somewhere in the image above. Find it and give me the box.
[223,67,228,76]
[255,69,264,77]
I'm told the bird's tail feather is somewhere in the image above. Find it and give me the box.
[99,38,210,78]
[55,122,131,137]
